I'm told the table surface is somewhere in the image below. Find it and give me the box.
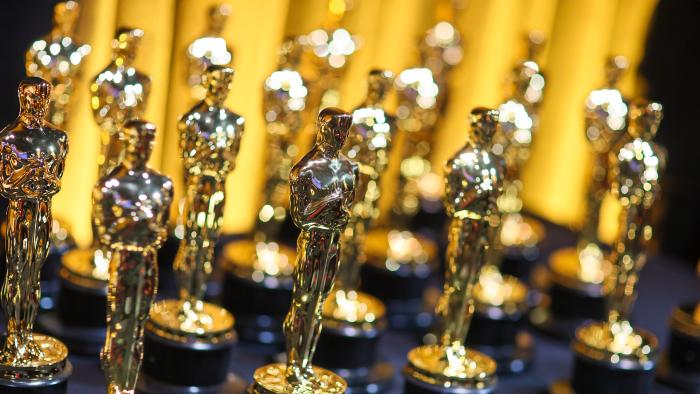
[60,221,699,393]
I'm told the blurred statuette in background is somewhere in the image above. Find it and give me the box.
[37,27,152,355]
[531,55,629,339]
[403,108,503,394]
[25,0,90,128]
[553,99,666,394]
[249,108,358,394]
[220,36,306,345]
[0,78,72,394]
[186,3,233,100]
[657,260,700,391]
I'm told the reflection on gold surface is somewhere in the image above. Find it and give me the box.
[0,78,69,375]
[251,363,346,394]
[407,109,502,389]
[322,290,385,329]
[605,100,664,326]
[364,229,436,272]
[576,100,664,368]
[548,247,612,290]
[186,4,233,100]
[407,344,496,383]
[222,239,295,280]
[252,109,356,391]
[474,266,528,308]
[499,213,544,248]
[147,299,235,341]
[95,120,173,393]
[160,66,243,338]
[255,37,309,244]
[575,321,655,365]
[25,1,90,128]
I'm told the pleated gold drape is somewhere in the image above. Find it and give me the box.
[52,0,658,247]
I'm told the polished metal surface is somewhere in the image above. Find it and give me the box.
[186,4,233,100]
[253,108,357,393]
[574,99,665,367]
[606,99,665,325]
[0,78,70,376]
[95,120,173,394]
[152,66,244,337]
[574,56,629,281]
[25,1,90,128]
[405,108,503,389]
[477,33,546,307]
[91,27,151,180]
[322,70,395,329]
[255,36,308,241]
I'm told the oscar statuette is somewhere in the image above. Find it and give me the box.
[462,32,547,375]
[139,66,245,393]
[313,70,396,393]
[531,56,629,339]
[159,3,236,295]
[23,0,90,311]
[491,31,547,279]
[657,265,700,392]
[220,37,306,345]
[361,19,461,331]
[248,107,358,394]
[552,99,665,394]
[95,120,174,394]
[0,78,72,393]
[403,108,503,394]
[38,27,150,355]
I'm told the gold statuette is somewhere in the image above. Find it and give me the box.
[25,1,90,128]
[565,100,665,392]
[148,65,243,341]
[404,108,503,392]
[186,3,233,100]
[91,28,151,180]
[492,32,546,254]
[0,78,70,381]
[323,69,395,323]
[96,120,173,394]
[472,33,546,314]
[255,36,308,241]
[250,108,358,394]
[549,56,629,287]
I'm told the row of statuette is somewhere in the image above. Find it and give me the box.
[0,2,695,394]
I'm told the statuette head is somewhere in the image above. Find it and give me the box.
[318,107,352,152]
[469,107,499,147]
[627,99,663,141]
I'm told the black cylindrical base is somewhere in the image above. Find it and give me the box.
[570,352,655,394]
[56,277,107,328]
[467,307,533,374]
[141,328,236,389]
[36,312,105,355]
[361,263,435,331]
[500,246,540,281]
[656,302,700,392]
[316,324,381,370]
[137,372,247,394]
[549,281,606,321]
[403,373,495,394]
[221,270,292,345]
[314,323,394,393]
[0,361,72,394]
[529,281,606,341]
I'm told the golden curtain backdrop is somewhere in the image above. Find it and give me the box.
[51,0,658,247]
